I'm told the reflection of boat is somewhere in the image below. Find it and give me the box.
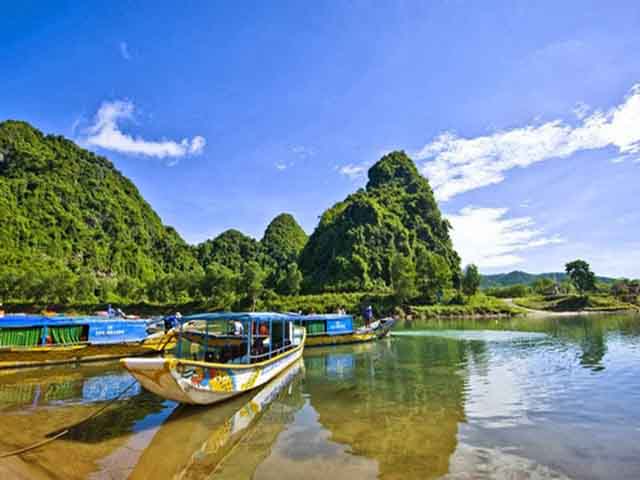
[129,359,304,479]
[0,362,141,408]
[0,315,172,369]
[122,312,306,405]
[295,314,395,347]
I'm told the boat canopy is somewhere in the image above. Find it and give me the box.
[294,314,354,336]
[0,315,149,346]
[175,312,303,364]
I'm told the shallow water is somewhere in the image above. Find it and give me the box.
[0,313,639,479]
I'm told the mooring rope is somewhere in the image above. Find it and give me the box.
[0,379,139,459]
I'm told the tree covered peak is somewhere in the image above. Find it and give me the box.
[366,150,422,190]
[262,213,308,265]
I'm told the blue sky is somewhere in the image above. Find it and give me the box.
[2,1,639,277]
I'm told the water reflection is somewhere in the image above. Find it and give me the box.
[0,363,141,409]
[129,359,305,479]
[0,314,638,479]
[298,339,468,480]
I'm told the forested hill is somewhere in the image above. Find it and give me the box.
[0,120,200,299]
[481,270,617,288]
[299,151,461,292]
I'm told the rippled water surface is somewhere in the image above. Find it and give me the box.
[1,313,639,479]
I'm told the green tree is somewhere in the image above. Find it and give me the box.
[201,262,238,309]
[390,254,417,304]
[240,261,265,311]
[278,263,303,296]
[462,264,481,296]
[415,247,451,303]
[565,259,596,295]
[532,277,556,295]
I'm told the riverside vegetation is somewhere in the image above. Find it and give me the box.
[0,121,635,318]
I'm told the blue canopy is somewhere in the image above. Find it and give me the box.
[0,315,149,344]
[183,312,300,322]
[295,314,354,335]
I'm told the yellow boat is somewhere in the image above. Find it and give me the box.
[122,312,306,405]
[0,315,174,369]
[294,314,395,347]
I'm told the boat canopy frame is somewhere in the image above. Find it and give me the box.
[176,312,302,364]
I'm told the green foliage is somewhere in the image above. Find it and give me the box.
[514,294,636,312]
[481,270,616,289]
[299,151,460,292]
[415,246,451,303]
[462,264,481,296]
[532,277,557,295]
[277,263,303,296]
[239,261,265,311]
[200,262,238,310]
[195,229,261,272]
[0,120,202,304]
[565,259,596,295]
[261,213,307,268]
[485,284,531,298]
[390,254,416,304]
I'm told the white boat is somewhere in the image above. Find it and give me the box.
[121,312,306,405]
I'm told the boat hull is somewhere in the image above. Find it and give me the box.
[0,342,154,369]
[122,341,304,405]
[305,317,395,347]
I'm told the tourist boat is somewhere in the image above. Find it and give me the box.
[121,312,306,405]
[294,314,395,347]
[0,315,173,369]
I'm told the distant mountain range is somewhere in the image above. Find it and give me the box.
[480,270,618,288]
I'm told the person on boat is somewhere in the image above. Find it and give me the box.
[107,304,115,317]
[0,303,4,317]
[233,319,244,336]
[163,313,182,332]
[364,305,373,326]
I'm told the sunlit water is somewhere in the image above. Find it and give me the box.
[1,313,639,479]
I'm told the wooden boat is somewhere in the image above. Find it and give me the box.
[122,312,306,405]
[294,314,395,347]
[0,315,172,369]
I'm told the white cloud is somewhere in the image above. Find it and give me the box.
[446,206,564,269]
[339,164,366,180]
[417,84,640,200]
[573,101,590,120]
[83,100,206,161]
[275,162,287,171]
[119,41,131,60]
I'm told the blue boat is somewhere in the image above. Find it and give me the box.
[294,314,395,347]
[0,314,170,369]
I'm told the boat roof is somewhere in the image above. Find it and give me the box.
[296,314,353,322]
[183,312,300,322]
[0,315,148,329]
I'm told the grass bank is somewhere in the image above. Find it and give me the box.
[513,294,638,313]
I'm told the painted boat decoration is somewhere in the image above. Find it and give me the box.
[294,314,395,347]
[0,315,171,369]
[122,312,306,405]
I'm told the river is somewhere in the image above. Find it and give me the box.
[0,313,638,479]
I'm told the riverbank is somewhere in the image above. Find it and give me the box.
[1,293,525,320]
[509,294,638,316]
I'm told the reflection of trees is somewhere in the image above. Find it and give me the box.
[304,339,468,480]
[402,314,640,373]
